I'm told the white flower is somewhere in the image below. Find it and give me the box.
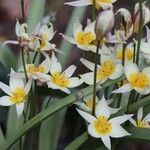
[18,56,51,81]
[0,69,32,117]
[75,94,119,114]
[29,23,63,54]
[61,18,101,53]
[37,52,83,94]
[77,96,132,150]
[80,54,123,85]
[114,43,134,63]
[65,0,117,10]
[129,107,150,128]
[112,62,150,95]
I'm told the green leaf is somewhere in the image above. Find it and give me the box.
[27,0,46,34]
[6,106,24,150]
[65,132,88,150]
[0,127,5,146]
[0,44,17,69]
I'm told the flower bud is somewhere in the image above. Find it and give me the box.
[95,4,114,41]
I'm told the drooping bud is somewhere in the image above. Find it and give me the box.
[95,4,114,41]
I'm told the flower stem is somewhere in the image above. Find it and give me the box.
[136,1,143,65]
[92,41,100,115]
[32,52,39,64]
[92,0,96,21]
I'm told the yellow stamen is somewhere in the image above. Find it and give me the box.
[75,32,96,46]
[10,88,26,103]
[129,72,149,89]
[97,61,115,80]
[94,116,112,135]
[116,48,133,61]
[26,64,46,74]
[137,120,150,128]
[51,72,70,87]
[91,0,113,10]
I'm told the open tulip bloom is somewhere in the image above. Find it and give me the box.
[75,94,119,114]
[129,107,150,128]
[112,62,150,95]
[18,56,51,81]
[37,52,83,94]
[0,70,32,117]
[61,18,101,53]
[80,54,123,85]
[77,96,132,150]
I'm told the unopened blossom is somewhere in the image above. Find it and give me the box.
[61,19,101,53]
[77,96,132,150]
[75,94,119,114]
[80,54,123,85]
[0,69,32,117]
[18,56,51,81]
[65,0,117,10]
[129,107,150,128]
[37,52,83,94]
[112,62,150,95]
[95,4,114,41]
[133,2,150,34]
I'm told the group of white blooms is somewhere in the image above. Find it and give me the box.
[0,0,150,149]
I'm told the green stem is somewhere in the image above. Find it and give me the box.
[92,41,100,115]
[133,42,136,63]
[136,1,143,65]
[92,0,96,21]
[32,52,39,64]
[21,46,28,82]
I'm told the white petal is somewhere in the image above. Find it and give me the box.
[146,26,150,44]
[73,18,83,37]
[109,114,133,125]
[95,96,110,118]
[84,21,95,33]
[112,83,133,94]
[0,82,11,96]
[3,40,19,47]
[109,107,120,115]
[65,0,92,7]
[24,78,32,94]
[40,57,51,73]
[142,67,150,81]
[137,107,143,121]
[61,34,76,44]
[110,124,131,138]
[80,58,95,71]
[15,19,21,36]
[16,103,24,117]
[143,113,150,122]
[9,70,25,91]
[124,63,139,81]
[50,52,62,74]
[76,108,96,123]
[101,136,111,150]
[109,64,123,80]
[134,87,150,95]
[80,72,94,85]
[88,124,101,138]
[53,48,65,54]
[59,87,70,94]
[68,77,83,88]
[129,118,137,126]
[63,65,76,78]
[0,96,14,106]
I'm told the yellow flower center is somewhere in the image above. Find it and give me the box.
[85,99,97,109]
[137,120,150,128]
[51,72,70,87]
[97,61,115,80]
[91,0,113,9]
[26,64,46,74]
[116,48,133,61]
[41,34,49,41]
[129,72,149,89]
[10,88,26,103]
[94,116,112,135]
[75,32,96,46]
